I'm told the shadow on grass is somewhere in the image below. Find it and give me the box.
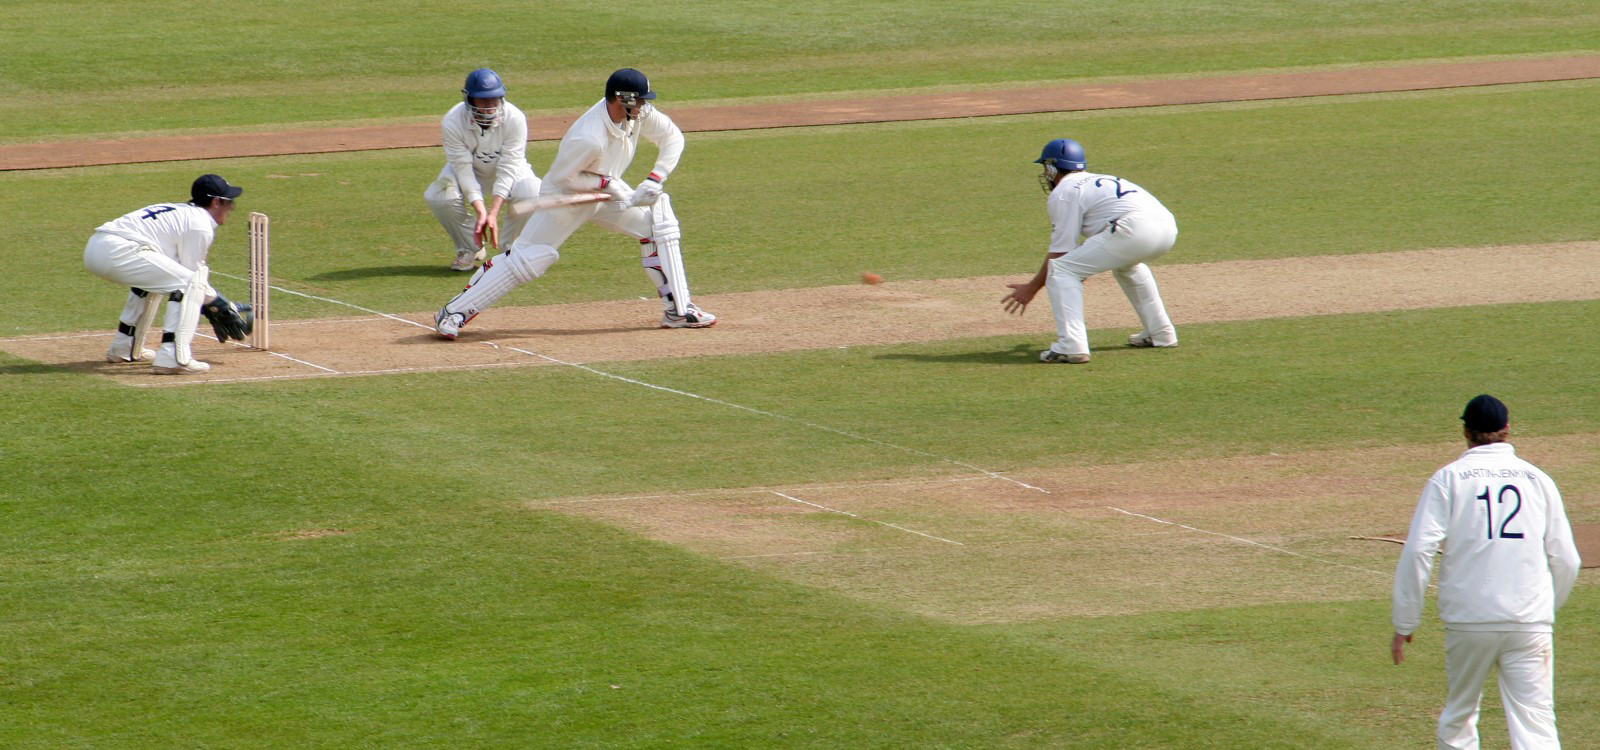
[308,265,462,281]
[0,362,73,377]
[874,342,1044,365]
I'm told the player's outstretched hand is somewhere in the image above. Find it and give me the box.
[1002,282,1040,315]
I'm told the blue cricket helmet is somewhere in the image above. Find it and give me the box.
[1035,138,1087,171]
[463,68,507,100]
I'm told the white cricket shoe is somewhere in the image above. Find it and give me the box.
[151,344,211,374]
[660,303,717,329]
[1039,349,1090,364]
[106,338,155,363]
[1127,333,1178,348]
[451,249,479,271]
[435,307,465,340]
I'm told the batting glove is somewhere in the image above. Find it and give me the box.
[597,175,634,205]
[628,173,665,208]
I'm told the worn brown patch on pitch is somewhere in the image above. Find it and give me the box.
[539,433,1599,623]
[4,240,1596,387]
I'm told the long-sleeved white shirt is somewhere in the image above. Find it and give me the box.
[1392,443,1581,635]
[1047,171,1173,254]
[441,100,533,205]
[542,100,683,194]
[95,203,218,270]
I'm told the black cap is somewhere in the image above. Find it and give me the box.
[191,174,243,205]
[1461,394,1509,433]
[606,68,657,100]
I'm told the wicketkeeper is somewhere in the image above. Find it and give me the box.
[435,68,716,339]
[83,174,254,374]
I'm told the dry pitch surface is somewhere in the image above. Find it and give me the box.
[5,241,1596,387]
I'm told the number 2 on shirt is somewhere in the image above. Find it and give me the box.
[1094,177,1138,198]
[1478,484,1524,539]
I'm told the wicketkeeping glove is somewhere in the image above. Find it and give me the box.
[202,293,254,342]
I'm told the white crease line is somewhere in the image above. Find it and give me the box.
[500,343,1048,493]
[210,338,339,373]
[1104,506,1390,578]
[770,491,964,546]
[211,271,436,331]
[721,531,1182,560]
[528,474,1004,505]
[127,359,538,387]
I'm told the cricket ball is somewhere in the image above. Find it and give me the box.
[861,272,883,285]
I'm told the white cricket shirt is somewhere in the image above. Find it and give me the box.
[1392,443,1581,635]
[441,100,533,204]
[1047,171,1173,254]
[94,203,218,268]
[542,100,684,194]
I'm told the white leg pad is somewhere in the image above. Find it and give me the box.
[649,195,691,315]
[166,266,209,365]
[130,288,165,351]
[444,243,558,319]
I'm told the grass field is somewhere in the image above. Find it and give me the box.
[3,2,1598,748]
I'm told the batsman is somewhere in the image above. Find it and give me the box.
[434,68,717,339]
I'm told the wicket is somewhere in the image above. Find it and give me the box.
[248,212,270,350]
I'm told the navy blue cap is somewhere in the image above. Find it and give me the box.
[191,174,242,204]
[1461,394,1509,432]
[606,68,656,100]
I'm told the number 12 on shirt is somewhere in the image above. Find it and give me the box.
[1479,484,1524,540]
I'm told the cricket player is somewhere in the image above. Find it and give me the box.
[1392,394,1581,750]
[434,67,716,339]
[1000,138,1177,364]
[83,174,253,374]
[424,68,542,271]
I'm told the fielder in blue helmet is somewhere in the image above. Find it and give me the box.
[1003,137,1182,363]
[426,68,542,272]
[1034,138,1086,192]
[462,68,507,128]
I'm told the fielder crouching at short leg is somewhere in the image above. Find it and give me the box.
[424,68,542,272]
[1000,138,1178,364]
[83,174,255,374]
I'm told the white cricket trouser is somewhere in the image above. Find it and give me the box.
[1045,210,1178,357]
[423,165,542,254]
[1438,630,1560,750]
[442,198,662,318]
[84,232,196,294]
